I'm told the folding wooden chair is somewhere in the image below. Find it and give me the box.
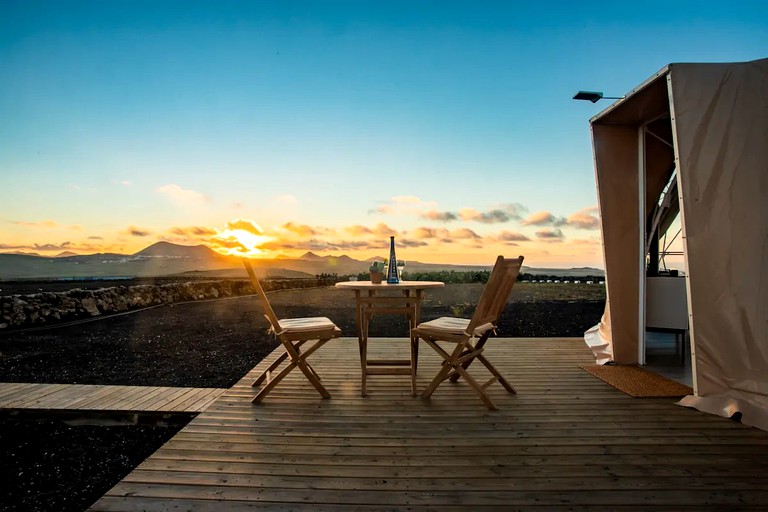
[243,259,341,403]
[412,255,524,410]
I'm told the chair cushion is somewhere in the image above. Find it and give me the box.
[278,317,339,333]
[416,317,495,336]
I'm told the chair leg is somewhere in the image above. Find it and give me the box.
[296,359,331,398]
[252,339,309,387]
[421,339,460,399]
[476,353,516,394]
[254,338,332,402]
[453,364,498,410]
[422,360,453,400]
[450,334,490,382]
[410,336,419,397]
[252,351,289,387]
[252,362,297,403]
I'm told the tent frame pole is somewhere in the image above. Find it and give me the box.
[667,73,697,394]
[637,124,647,366]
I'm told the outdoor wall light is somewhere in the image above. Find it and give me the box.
[573,91,625,103]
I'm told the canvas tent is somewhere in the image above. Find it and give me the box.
[585,58,768,430]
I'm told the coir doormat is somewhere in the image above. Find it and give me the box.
[580,364,693,397]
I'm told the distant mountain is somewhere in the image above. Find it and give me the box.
[134,241,221,259]
[1,251,42,257]
[0,241,604,280]
[299,251,324,261]
[55,251,78,258]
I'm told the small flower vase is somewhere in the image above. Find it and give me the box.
[370,271,384,284]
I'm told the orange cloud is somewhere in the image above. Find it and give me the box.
[496,230,531,242]
[536,228,565,240]
[410,227,451,239]
[450,228,481,239]
[566,207,600,229]
[344,225,374,236]
[282,222,331,237]
[522,211,566,226]
[372,223,398,236]
[169,226,217,237]
[226,219,264,235]
[124,226,151,237]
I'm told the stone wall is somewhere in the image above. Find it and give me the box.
[0,278,335,330]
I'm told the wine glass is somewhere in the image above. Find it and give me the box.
[397,260,406,281]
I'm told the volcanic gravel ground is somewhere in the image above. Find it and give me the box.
[0,286,604,511]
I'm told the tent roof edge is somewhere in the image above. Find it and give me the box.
[590,64,670,125]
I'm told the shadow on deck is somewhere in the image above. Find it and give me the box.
[90,337,768,511]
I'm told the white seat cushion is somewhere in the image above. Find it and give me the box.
[416,317,495,336]
[278,317,338,333]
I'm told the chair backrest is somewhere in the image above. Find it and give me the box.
[466,255,524,335]
[242,259,282,331]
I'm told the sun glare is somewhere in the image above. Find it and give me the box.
[209,223,274,258]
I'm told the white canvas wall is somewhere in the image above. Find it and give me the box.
[588,58,768,430]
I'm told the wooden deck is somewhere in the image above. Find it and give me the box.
[0,383,225,413]
[90,337,768,511]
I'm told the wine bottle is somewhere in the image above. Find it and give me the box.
[386,236,399,284]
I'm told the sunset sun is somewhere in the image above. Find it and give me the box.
[209,219,274,258]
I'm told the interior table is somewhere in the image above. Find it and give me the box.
[335,280,445,396]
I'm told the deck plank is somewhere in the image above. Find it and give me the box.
[0,384,225,413]
[88,337,768,510]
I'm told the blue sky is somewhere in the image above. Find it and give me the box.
[1,1,766,266]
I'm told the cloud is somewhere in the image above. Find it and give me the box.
[282,222,329,237]
[208,238,247,252]
[121,180,132,187]
[566,207,600,229]
[12,220,58,228]
[421,210,458,222]
[124,226,151,237]
[496,231,531,242]
[156,184,209,205]
[522,211,566,226]
[1,241,103,253]
[421,203,526,224]
[169,226,217,237]
[389,195,424,205]
[370,196,437,215]
[87,236,104,240]
[398,239,429,248]
[226,218,264,235]
[262,238,388,252]
[450,228,481,240]
[411,227,436,239]
[536,228,565,240]
[459,203,526,223]
[372,223,398,236]
[34,243,72,251]
[344,225,374,236]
